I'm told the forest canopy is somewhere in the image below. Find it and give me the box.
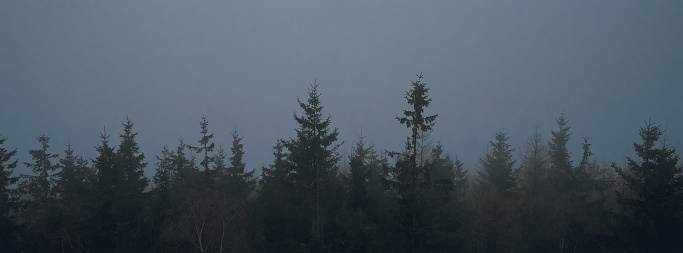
[1,75,682,252]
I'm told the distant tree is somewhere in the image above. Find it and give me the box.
[548,112,573,191]
[56,142,94,199]
[188,116,215,171]
[431,142,467,205]
[422,142,469,251]
[19,134,59,200]
[0,135,19,252]
[153,146,173,194]
[341,133,388,251]
[384,72,438,251]
[474,132,518,252]
[17,134,61,251]
[91,130,119,251]
[202,128,257,252]
[55,142,95,252]
[212,144,228,175]
[150,145,173,249]
[614,120,683,251]
[116,117,149,197]
[517,126,548,199]
[254,139,298,251]
[281,82,342,250]
[516,127,555,252]
[477,131,516,195]
[170,137,194,182]
[115,117,150,251]
[348,134,372,214]
[226,128,255,198]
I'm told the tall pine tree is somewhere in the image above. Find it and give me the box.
[384,72,438,251]
[281,82,342,250]
[0,135,19,252]
[615,120,683,251]
[478,131,516,195]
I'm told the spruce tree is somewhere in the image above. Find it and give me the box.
[117,117,149,196]
[171,138,193,182]
[281,82,341,250]
[615,120,683,251]
[20,134,59,200]
[478,131,516,195]
[91,130,119,251]
[55,143,94,252]
[227,128,255,198]
[384,72,438,250]
[343,133,386,252]
[548,112,573,191]
[115,117,150,251]
[188,116,215,171]
[254,139,299,251]
[431,142,467,204]
[0,135,19,252]
[56,143,93,198]
[18,134,62,251]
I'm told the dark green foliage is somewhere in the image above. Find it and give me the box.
[1,78,678,253]
[55,143,95,252]
[20,134,59,200]
[615,120,683,251]
[91,130,118,251]
[548,112,574,190]
[478,131,516,195]
[282,82,342,250]
[188,116,215,171]
[341,134,387,251]
[254,139,297,251]
[17,134,62,251]
[0,135,19,252]
[226,128,255,198]
[384,73,439,251]
[474,132,519,252]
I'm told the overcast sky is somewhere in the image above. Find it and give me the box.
[1,1,681,178]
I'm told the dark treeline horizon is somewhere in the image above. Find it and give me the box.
[1,74,682,252]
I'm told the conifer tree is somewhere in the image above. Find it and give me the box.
[0,135,19,252]
[518,126,548,199]
[188,116,215,171]
[20,134,59,200]
[115,117,150,251]
[548,112,573,191]
[615,120,683,251]
[343,133,387,252]
[91,130,119,251]
[254,139,299,251]
[55,143,94,251]
[431,142,467,203]
[56,143,93,198]
[153,146,173,192]
[516,127,554,252]
[171,138,193,182]
[227,128,254,197]
[282,82,341,250]
[17,134,62,251]
[117,117,149,196]
[478,131,516,195]
[212,144,228,176]
[348,134,372,214]
[384,72,438,250]
[474,132,518,252]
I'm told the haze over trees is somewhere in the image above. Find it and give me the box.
[0,74,681,252]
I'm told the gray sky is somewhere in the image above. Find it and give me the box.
[1,1,681,178]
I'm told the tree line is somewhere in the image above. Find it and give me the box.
[1,74,681,252]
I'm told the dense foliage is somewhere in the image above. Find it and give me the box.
[0,75,681,252]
